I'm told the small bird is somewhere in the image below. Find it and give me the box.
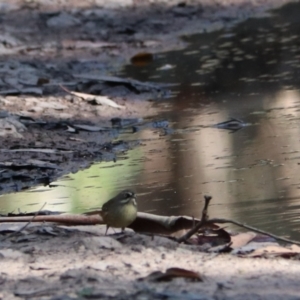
[100,190,137,235]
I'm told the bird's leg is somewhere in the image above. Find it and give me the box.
[105,225,109,235]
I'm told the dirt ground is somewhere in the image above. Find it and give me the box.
[1,223,300,300]
[1,0,300,299]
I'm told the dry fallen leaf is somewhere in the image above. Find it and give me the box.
[190,227,231,248]
[230,232,256,249]
[139,267,203,282]
[60,85,124,109]
[247,244,300,258]
[130,52,154,66]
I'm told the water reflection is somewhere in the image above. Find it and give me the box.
[2,2,300,239]
[132,87,300,240]
[0,147,143,214]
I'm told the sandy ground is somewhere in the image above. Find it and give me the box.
[1,224,300,300]
[1,0,300,299]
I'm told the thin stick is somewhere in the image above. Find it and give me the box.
[177,195,211,243]
[0,203,47,242]
[207,218,300,247]
[177,196,300,247]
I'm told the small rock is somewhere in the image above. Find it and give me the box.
[46,12,81,29]
[89,261,109,271]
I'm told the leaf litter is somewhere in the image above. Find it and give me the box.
[60,85,125,109]
[1,204,300,299]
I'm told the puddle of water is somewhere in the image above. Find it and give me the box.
[2,2,300,239]
[0,147,143,214]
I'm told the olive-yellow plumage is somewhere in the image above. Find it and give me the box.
[101,190,137,235]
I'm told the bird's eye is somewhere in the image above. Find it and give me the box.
[125,191,133,198]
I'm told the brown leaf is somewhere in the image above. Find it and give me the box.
[139,267,203,282]
[129,212,200,235]
[166,268,203,281]
[131,52,154,66]
[189,227,231,247]
[230,232,256,249]
[248,244,300,258]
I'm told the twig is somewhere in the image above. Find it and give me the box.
[0,214,102,225]
[177,196,300,247]
[0,203,47,242]
[206,218,300,247]
[177,195,211,243]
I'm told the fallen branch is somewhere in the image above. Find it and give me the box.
[0,214,102,225]
[0,203,46,242]
[1,200,300,247]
